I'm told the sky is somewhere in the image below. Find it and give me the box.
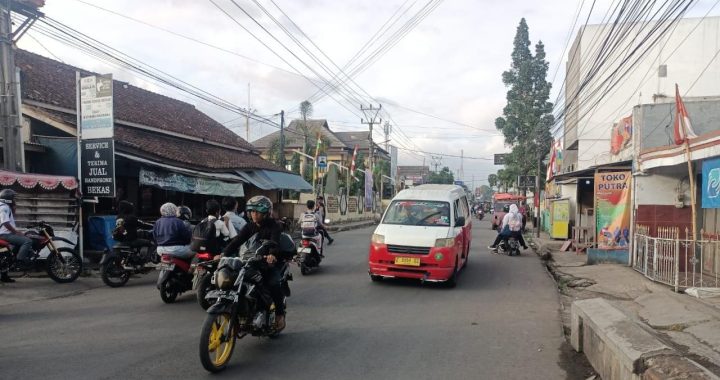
[15,0,720,189]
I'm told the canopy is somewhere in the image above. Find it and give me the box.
[0,170,78,191]
[139,168,244,197]
[236,170,312,191]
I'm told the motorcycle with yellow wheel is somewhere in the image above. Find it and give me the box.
[199,235,293,373]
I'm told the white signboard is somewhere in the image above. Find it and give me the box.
[80,74,114,139]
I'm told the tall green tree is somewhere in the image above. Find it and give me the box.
[495,18,554,189]
[428,167,454,184]
[487,174,498,190]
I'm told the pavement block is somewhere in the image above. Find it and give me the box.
[642,355,720,380]
[571,298,673,380]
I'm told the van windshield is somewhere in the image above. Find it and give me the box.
[382,200,451,227]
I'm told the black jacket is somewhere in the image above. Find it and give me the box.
[222,217,292,260]
[118,214,153,242]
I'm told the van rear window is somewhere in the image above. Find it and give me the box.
[382,200,451,226]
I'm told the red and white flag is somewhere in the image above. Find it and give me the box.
[546,141,557,182]
[350,144,358,173]
[674,84,698,145]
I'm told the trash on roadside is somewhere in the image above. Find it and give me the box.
[685,287,720,299]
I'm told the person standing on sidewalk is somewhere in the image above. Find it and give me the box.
[0,189,32,282]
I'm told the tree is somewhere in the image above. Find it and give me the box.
[477,185,493,201]
[428,167,454,184]
[350,152,366,196]
[298,100,314,175]
[488,174,498,189]
[267,136,284,167]
[495,18,554,190]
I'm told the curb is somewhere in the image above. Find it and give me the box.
[327,220,376,233]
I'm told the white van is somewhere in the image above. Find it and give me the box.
[368,184,472,287]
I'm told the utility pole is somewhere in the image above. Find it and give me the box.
[431,155,442,173]
[279,110,286,167]
[361,104,382,212]
[460,149,464,182]
[383,121,392,152]
[245,83,250,141]
[1,3,27,172]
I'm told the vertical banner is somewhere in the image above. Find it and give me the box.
[80,138,116,197]
[595,171,632,249]
[364,168,373,210]
[702,157,720,208]
[80,74,114,139]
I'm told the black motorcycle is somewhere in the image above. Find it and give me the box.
[100,232,157,287]
[199,236,293,373]
[498,236,521,256]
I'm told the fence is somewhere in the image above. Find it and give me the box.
[633,225,720,292]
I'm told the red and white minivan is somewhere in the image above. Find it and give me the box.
[368,185,472,287]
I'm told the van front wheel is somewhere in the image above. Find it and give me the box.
[445,260,458,288]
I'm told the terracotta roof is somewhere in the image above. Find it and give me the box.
[252,119,348,150]
[25,100,286,173]
[16,49,255,152]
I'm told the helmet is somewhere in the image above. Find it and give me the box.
[0,189,16,204]
[246,195,272,214]
[177,206,192,221]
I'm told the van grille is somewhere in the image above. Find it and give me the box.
[387,245,431,255]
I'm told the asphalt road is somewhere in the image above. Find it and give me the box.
[0,220,588,379]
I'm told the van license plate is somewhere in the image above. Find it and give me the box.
[394,257,420,266]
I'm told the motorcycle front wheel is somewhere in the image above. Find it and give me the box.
[46,247,82,283]
[101,259,130,287]
[199,312,236,373]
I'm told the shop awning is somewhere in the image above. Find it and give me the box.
[0,170,78,190]
[139,168,244,197]
[236,170,312,191]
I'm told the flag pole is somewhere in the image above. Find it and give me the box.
[683,132,697,241]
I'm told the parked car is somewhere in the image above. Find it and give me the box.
[368,184,472,287]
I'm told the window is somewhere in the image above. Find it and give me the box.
[382,200,451,227]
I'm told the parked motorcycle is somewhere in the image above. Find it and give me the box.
[0,221,82,283]
[199,236,293,373]
[193,252,219,310]
[295,223,325,275]
[100,234,156,287]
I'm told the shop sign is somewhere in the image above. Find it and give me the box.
[80,138,115,197]
[702,157,720,208]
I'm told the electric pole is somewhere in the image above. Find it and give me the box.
[431,155,442,173]
[360,104,382,173]
[245,83,250,141]
[383,121,392,152]
[279,110,285,167]
[460,149,464,183]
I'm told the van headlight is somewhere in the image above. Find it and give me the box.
[371,234,385,244]
[434,238,455,247]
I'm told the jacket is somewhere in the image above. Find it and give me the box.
[222,217,290,259]
[118,214,153,242]
[153,216,192,246]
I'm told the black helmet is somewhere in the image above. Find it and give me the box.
[246,195,272,214]
[0,189,16,204]
[177,205,192,221]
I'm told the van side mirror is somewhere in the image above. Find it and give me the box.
[455,216,465,226]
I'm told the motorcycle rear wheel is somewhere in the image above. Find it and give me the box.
[101,260,130,287]
[46,247,82,283]
[159,278,178,303]
[199,312,236,373]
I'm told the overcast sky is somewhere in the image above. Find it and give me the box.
[16,0,720,188]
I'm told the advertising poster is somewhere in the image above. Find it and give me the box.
[595,171,632,249]
[702,157,720,208]
[80,74,114,139]
[364,168,374,210]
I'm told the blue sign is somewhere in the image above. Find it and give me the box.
[454,180,464,186]
[317,154,328,169]
[702,157,720,208]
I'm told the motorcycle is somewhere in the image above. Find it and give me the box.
[99,231,156,287]
[199,235,293,373]
[193,252,219,310]
[156,250,216,304]
[295,224,324,275]
[0,221,82,283]
[476,209,485,220]
[497,235,521,256]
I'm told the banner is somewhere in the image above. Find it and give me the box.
[80,74,114,139]
[139,168,244,197]
[80,138,115,197]
[609,116,632,155]
[595,171,632,249]
[702,157,720,208]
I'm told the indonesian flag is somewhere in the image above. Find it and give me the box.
[350,144,358,173]
[674,84,698,145]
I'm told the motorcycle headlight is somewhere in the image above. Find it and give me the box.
[215,268,234,290]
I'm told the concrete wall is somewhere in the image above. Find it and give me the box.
[565,17,720,171]
[635,99,720,152]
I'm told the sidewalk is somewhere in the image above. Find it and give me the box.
[325,218,377,233]
[532,233,720,379]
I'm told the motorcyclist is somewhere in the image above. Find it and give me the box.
[153,203,193,260]
[301,200,328,255]
[177,205,193,232]
[222,195,291,330]
[488,204,528,252]
[116,200,154,248]
[0,189,31,282]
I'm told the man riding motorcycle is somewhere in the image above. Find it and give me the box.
[0,189,32,282]
[222,195,291,330]
[488,204,528,252]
